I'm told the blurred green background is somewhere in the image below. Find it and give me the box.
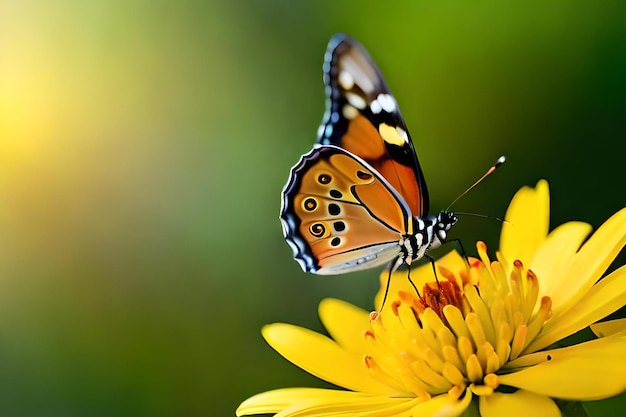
[0,1,625,416]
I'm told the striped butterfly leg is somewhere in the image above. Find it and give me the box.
[379,257,422,312]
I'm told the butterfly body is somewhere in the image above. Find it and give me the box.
[280,34,457,276]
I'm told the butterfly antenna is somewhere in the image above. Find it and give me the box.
[455,211,511,225]
[445,155,506,212]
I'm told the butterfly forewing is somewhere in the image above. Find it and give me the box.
[280,146,411,274]
[317,33,430,217]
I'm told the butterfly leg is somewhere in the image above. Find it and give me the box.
[380,259,397,312]
[381,258,423,310]
[424,253,447,301]
[450,238,468,261]
[425,253,439,283]
[406,265,420,298]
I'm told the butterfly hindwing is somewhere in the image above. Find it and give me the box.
[280,145,412,275]
[317,33,430,217]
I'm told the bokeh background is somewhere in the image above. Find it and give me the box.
[0,1,625,416]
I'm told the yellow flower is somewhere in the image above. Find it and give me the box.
[237,180,626,417]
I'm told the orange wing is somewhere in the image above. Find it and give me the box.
[317,33,429,217]
[280,146,411,274]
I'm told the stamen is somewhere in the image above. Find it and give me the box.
[424,347,445,372]
[470,383,493,396]
[409,358,452,392]
[469,259,489,291]
[486,349,501,375]
[437,265,456,282]
[442,362,466,386]
[391,300,402,316]
[466,312,488,347]
[421,308,448,334]
[436,326,458,348]
[457,336,474,363]
[490,261,510,298]
[448,384,466,400]
[509,324,528,359]
[448,384,467,400]
[483,373,499,389]
[370,313,385,333]
[495,251,511,274]
[490,299,508,340]
[513,311,525,330]
[464,285,496,343]
[400,291,425,317]
[521,269,539,321]
[476,342,499,374]
[466,354,484,382]
[476,241,491,275]
[504,293,521,329]
[457,268,472,287]
[442,345,465,372]
[495,322,513,367]
[443,305,471,340]
[364,355,410,393]
[469,258,482,270]
[510,263,524,302]
[398,374,432,399]
[419,321,444,357]
[476,342,495,370]
[523,296,552,353]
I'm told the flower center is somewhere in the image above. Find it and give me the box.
[411,280,466,326]
[364,244,553,400]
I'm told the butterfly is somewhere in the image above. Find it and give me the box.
[280,33,458,277]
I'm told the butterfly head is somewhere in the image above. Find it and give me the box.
[435,211,458,243]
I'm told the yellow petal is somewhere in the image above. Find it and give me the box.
[318,298,370,356]
[237,380,468,417]
[529,221,592,299]
[501,332,626,400]
[499,180,550,270]
[374,251,466,310]
[409,390,472,417]
[548,207,626,318]
[479,390,560,417]
[262,323,395,395]
[276,395,421,417]
[591,319,626,338]
[236,388,370,416]
[525,265,626,352]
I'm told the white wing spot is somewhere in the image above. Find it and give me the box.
[345,92,367,109]
[370,99,382,114]
[377,93,397,113]
[396,126,409,142]
[338,71,354,90]
[342,104,358,120]
[331,112,340,123]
